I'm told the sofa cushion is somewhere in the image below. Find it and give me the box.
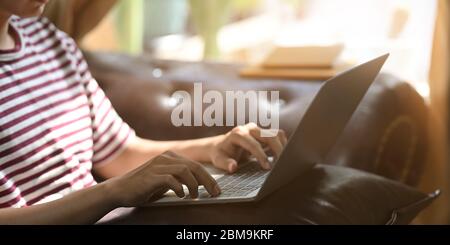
[97,164,438,225]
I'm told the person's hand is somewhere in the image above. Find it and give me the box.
[209,123,287,173]
[107,151,221,207]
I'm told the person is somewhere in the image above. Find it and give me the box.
[0,0,286,224]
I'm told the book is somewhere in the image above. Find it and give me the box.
[260,44,344,69]
[239,44,344,80]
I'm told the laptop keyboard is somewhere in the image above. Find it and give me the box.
[194,161,269,198]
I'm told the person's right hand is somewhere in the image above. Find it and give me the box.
[107,151,221,207]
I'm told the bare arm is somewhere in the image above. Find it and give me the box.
[0,152,220,225]
[0,124,285,224]
[95,123,287,179]
[0,181,117,225]
[93,135,219,179]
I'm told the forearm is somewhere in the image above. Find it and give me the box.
[94,123,285,178]
[138,137,218,163]
[0,181,117,225]
[95,136,219,179]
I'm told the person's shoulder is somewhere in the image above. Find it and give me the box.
[12,16,78,53]
[10,15,55,33]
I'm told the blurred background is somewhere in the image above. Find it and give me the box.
[81,0,437,98]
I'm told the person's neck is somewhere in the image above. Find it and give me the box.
[0,11,14,50]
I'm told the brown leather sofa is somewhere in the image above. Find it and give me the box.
[84,52,433,224]
[85,52,428,187]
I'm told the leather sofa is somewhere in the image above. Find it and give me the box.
[85,52,428,187]
[84,52,433,224]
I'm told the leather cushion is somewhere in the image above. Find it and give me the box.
[97,164,438,225]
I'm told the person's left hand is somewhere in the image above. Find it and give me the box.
[209,123,287,173]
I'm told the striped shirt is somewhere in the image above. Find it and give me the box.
[0,16,135,208]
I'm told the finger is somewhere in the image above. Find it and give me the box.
[265,136,284,158]
[146,186,170,203]
[250,128,284,158]
[153,165,200,198]
[183,160,221,197]
[230,133,270,169]
[155,152,220,197]
[212,150,238,173]
[246,123,286,148]
[160,175,185,198]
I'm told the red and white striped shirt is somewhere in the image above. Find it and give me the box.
[0,16,135,208]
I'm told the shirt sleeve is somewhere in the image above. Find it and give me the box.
[39,17,136,167]
[72,46,136,166]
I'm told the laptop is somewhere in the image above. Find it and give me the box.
[150,54,389,206]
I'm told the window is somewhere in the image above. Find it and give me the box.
[82,0,437,97]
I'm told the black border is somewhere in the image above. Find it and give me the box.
[1,225,450,244]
